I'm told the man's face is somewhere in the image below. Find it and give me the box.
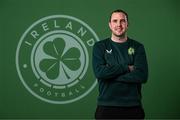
[109,12,128,37]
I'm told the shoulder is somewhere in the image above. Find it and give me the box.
[128,37,144,48]
[128,38,147,54]
[94,38,110,48]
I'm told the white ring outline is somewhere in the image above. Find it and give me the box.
[16,15,99,104]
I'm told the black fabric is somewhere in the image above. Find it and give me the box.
[93,38,148,107]
[95,105,145,119]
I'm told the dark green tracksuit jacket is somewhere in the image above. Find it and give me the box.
[92,38,148,107]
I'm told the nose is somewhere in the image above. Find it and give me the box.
[117,21,122,26]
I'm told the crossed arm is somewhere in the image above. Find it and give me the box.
[92,43,148,84]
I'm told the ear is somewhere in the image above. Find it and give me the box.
[109,22,111,29]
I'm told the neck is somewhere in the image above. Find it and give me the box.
[111,34,127,43]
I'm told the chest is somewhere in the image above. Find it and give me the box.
[104,42,135,65]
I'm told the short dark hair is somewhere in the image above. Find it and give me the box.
[109,9,129,23]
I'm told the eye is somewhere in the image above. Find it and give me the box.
[120,19,126,23]
[112,19,117,23]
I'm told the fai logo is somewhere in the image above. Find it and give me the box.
[16,15,99,104]
[128,47,135,55]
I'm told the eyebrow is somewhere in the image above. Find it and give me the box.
[111,18,126,22]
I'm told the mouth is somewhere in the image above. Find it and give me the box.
[115,27,122,31]
[115,28,123,33]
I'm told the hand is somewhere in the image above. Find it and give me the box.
[128,65,135,72]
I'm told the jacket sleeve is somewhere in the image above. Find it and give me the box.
[92,42,129,80]
[114,45,148,84]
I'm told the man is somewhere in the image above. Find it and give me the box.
[92,9,148,119]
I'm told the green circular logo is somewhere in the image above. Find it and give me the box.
[16,15,99,104]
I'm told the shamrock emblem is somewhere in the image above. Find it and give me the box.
[128,47,135,55]
[39,37,81,80]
